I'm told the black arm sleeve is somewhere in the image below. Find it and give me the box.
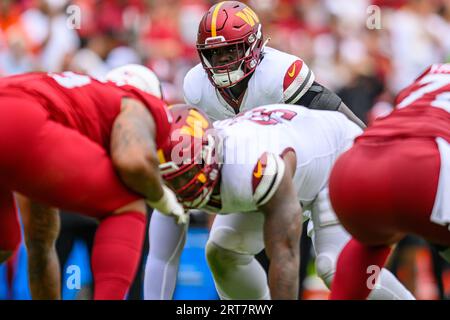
[294,81,342,111]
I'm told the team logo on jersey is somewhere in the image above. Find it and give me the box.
[283,59,315,104]
[253,160,264,179]
[235,7,260,27]
[283,60,303,90]
[252,152,282,206]
[252,153,270,193]
[288,64,297,78]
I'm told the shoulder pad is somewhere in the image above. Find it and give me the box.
[283,59,315,104]
[183,64,205,105]
[252,152,286,207]
[254,47,295,99]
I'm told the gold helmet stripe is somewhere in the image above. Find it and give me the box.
[157,149,166,164]
[211,2,225,37]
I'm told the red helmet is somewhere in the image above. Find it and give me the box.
[158,104,220,209]
[197,1,264,89]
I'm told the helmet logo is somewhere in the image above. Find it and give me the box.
[288,64,296,78]
[235,7,259,27]
[180,109,210,138]
[248,34,256,43]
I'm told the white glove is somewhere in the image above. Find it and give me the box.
[146,185,189,225]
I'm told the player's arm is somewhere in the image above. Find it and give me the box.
[111,98,187,223]
[295,82,366,129]
[15,194,62,300]
[257,152,303,299]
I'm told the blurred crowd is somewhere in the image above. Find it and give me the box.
[1,0,450,123]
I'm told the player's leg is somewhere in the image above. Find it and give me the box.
[206,211,269,300]
[0,189,21,264]
[326,139,445,300]
[144,209,188,300]
[395,137,450,247]
[92,200,146,299]
[16,194,61,300]
[330,239,393,300]
[332,137,450,300]
[325,164,403,300]
[310,188,415,300]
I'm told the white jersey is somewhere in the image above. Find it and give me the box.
[183,47,315,121]
[209,104,362,214]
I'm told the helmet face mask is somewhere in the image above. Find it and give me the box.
[197,1,264,89]
[165,162,218,209]
[199,41,249,88]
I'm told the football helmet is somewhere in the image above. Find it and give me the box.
[197,1,264,88]
[158,104,220,209]
[105,64,163,99]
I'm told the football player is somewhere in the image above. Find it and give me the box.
[0,65,186,299]
[185,1,365,126]
[148,103,414,300]
[329,63,450,299]
[144,0,368,300]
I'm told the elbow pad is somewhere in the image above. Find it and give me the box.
[295,82,342,111]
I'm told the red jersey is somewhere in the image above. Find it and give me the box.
[0,72,171,151]
[359,64,450,143]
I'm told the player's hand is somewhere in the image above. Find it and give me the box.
[146,185,189,225]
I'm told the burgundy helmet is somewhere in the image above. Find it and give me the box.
[158,104,220,209]
[197,1,264,89]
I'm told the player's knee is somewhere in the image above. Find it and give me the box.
[208,225,264,256]
[26,237,56,261]
[315,253,336,287]
[205,241,228,271]
[25,216,60,251]
[25,227,57,260]
[206,241,252,275]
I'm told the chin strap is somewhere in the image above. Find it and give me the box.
[261,38,270,53]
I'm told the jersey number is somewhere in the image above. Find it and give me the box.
[397,74,450,112]
[48,72,92,88]
[236,107,298,125]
